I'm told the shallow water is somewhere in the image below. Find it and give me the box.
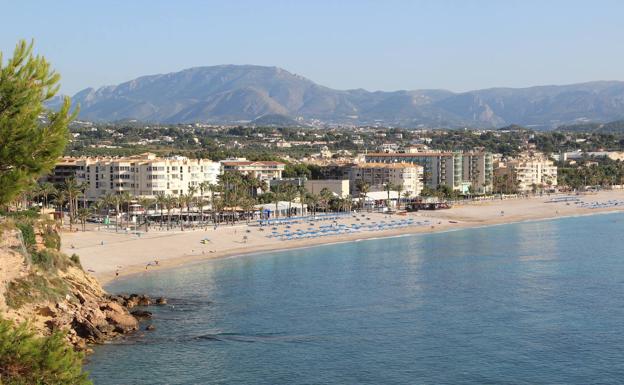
[86,213,624,384]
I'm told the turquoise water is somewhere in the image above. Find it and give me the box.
[86,213,624,384]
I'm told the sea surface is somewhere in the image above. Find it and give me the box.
[86,213,624,384]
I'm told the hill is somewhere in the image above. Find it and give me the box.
[66,65,624,128]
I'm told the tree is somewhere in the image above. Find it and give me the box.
[395,183,404,210]
[77,207,90,231]
[0,40,76,206]
[63,178,82,231]
[0,318,92,385]
[355,180,370,211]
[154,192,166,228]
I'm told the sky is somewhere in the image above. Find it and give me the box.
[1,0,623,95]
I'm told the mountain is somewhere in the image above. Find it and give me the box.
[66,65,624,128]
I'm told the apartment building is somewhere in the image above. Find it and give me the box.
[462,152,494,194]
[365,151,494,193]
[220,158,285,182]
[364,152,462,190]
[349,163,424,196]
[49,153,221,201]
[494,153,558,192]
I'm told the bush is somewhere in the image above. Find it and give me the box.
[31,250,71,272]
[5,273,69,310]
[15,223,35,249]
[0,318,92,385]
[70,254,82,268]
[42,229,61,251]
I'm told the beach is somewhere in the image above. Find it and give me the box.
[61,190,624,285]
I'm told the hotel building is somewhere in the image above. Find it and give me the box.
[494,153,558,192]
[48,153,221,201]
[349,162,424,196]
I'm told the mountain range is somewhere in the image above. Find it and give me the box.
[60,65,624,128]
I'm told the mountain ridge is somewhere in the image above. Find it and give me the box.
[61,65,624,128]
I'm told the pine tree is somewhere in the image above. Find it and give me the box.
[0,40,76,206]
[0,318,92,385]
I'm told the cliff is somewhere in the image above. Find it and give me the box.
[0,216,156,351]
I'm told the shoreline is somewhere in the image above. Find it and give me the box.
[107,208,624,287]
[58,190,624,287]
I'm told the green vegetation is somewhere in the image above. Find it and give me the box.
[15,223,35,248]
[0,318,91,385]
[0,40,76,207]
[5,273,69,310]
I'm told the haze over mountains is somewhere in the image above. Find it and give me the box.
[64,65,624,128]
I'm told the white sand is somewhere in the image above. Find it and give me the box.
[61,190,624,285]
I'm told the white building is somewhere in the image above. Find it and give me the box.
[350,162,424,197]
[50,153,221,201]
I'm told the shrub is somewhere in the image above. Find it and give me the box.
[42,228,61,251]
[5,273,69,310]
[15,223,35,249]
[30,249,71,272]
[0,318,92,385]
[70,254,82,268]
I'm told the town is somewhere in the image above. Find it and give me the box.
[32,120,624,229]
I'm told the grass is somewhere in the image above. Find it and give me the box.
[5,273,70,310]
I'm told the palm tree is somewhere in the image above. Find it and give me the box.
[395,184,404,210]
[77,208,90,231]
[119,191,132,229]
[101,193,118,229]
[384,182,395,210]
[198,181,211,223]
[137,197,153,231]
[185,185,197,223]
[402,190,412,210]
[63,177,82,231]
[298,186,308,217]
[39,182,56,210]
[356,180,370,212]
[305,193,319,218]
[154,192,167,228]
[282,184,298,217]
[53,190,68,226]
[319,188,333,213]
[164,195,177,230]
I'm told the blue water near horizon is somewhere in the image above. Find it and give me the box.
[86,213,624,384]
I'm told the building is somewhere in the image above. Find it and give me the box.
[365,151,494,193]
[462,152,494,194]
[48,153,221,201]
[364,152,462,190]
[494,153,558,192]
[220,159,285,182]
[349,163,423,197]
[305,179,350,198]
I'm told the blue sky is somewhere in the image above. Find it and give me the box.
[2,0,623,94]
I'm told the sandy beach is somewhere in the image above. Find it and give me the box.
[61,190,624,285]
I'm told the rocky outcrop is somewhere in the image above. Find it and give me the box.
[0,220,163,350]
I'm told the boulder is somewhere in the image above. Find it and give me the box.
[145,324,156,331]
[131,310,153,319]
[155,297,167,305]
[72,317,105,343]
[105,312,139,333]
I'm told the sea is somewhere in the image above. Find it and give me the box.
[86,213,624,384]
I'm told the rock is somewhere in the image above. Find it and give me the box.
[155,297,167,305]
[105,312,139,333]
[145,324,156,331]
[137,295,152,306]
[37,305,57,317]
[100,301,125,314]
[131,310,152,319]
[72,317,105,343]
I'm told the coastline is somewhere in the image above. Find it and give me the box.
[61,190,624,286]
